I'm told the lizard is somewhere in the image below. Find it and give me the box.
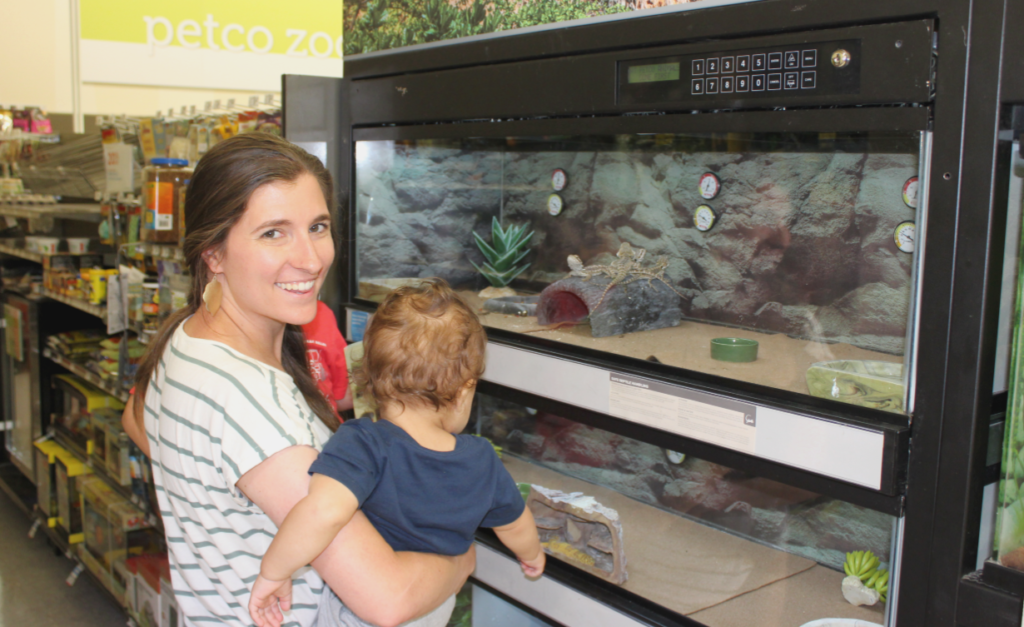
[566,242,690,311]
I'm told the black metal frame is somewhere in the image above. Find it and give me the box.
[300,0,1017,624]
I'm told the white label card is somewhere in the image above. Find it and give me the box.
[608,373,757,454]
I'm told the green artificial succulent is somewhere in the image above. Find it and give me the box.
[843,550,889,602]
[471,217,533,288]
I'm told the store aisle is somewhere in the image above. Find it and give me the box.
[0,491,126,627]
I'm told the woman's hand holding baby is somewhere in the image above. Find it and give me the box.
[249,574,292,627]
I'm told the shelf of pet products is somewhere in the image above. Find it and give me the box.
[41,288,107,321]
[49,427,161,531]
[42,347,129,403]
[0,202,104,222]
[0,243,107,264]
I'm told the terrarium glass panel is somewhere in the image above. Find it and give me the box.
[473,392,897,626]
[355,132,923,413]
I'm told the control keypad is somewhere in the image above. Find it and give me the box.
[687,44,822,97]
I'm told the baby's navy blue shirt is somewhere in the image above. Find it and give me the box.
[308,417,525,555]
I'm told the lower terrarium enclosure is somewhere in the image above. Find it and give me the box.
[467,392,895,626]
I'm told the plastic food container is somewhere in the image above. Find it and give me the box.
[710,337,759,362]
[66,237,90,254]
[35,237,60,255]
[142,158,192,244]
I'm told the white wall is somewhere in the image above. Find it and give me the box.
[0,0,278,118]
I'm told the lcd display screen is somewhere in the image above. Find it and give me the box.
[627,62,680,84]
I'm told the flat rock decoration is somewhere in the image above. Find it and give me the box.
[526,485,627,584]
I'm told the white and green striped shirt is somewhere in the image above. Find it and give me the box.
[144,324,332,627]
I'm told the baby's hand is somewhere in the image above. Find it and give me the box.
[249,574,292,627]
[520,548,546,578]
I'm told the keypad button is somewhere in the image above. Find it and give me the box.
[752,54,766,71]
[801,71,816,89]
[751,74,766,91]
[705,77,719,94]
[767,73,782,90]
[802,49,817,68]
[721,76,734,92]
[736,55,750,72]
[692,78,705,94]
[721,56,734,73]
[784,72,799,89]
[692,59,705,76]
[768,52,783,70]
[736,75,750,91]
[706,58,719,74]
[784,51,800,69]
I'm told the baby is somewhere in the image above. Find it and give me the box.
[249,279,544,627]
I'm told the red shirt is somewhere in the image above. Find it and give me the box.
[302,301,349,407]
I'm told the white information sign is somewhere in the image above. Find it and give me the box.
[608,373,757,454]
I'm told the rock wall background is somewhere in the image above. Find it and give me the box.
[356,140,919,353]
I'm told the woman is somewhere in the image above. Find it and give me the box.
[127,133,474,627]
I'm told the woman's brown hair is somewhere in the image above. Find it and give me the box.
[133,132,339,430]
[353,278,487,413]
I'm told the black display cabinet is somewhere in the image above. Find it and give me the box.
[284,0,1015,623]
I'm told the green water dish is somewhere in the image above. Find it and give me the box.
[710,337,759,362]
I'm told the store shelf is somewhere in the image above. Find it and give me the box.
[42,289,106,321]
[0,244,43,263]
[51,428,161,531]
[43,348,128,403]
[0,203,103,222]
[0,244,104,264]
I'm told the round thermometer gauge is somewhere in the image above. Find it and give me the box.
[547,193,564,216]
[699,172,721,200]
[551,169,568,191]
[894,221,916,253]
[902,176,919,209]
[694,205,717,232]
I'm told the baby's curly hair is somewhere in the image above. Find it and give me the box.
[354,278,486,413]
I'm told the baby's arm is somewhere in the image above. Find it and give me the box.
[493,506,545,578]
[249,474,359,627]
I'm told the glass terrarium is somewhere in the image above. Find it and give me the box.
[471,391,897,626]
[355,131,925,414]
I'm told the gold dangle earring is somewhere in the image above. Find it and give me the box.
[203,274,223,316]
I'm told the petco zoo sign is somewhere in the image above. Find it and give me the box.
[79,0,343,91]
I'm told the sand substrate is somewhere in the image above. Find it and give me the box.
[505,456,887,626]
[462,291,904,398]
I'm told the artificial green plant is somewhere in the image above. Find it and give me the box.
[471,217,533,288]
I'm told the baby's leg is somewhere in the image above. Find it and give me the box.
[314,587,456,627]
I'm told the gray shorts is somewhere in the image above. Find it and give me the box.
[314,586,456,627]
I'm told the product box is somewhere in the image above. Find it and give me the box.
[80,475,159,571]
[135,554,169,627]
[106,426,132,486]
[53,374,124,452]
[161,574,181,627]
[55,451,91,542]
[135,567,162,627]
[33,440,65,520]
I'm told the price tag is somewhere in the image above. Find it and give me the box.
[204,101,212,112]
[189,105,196,115]
[226,98,235,109]
[28,518,41,539]
[264,94,274,105]
[213,99,221,110]
[249,96,259,107]
[66,563,84,586]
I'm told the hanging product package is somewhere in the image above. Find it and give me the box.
[141,158,191,243]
